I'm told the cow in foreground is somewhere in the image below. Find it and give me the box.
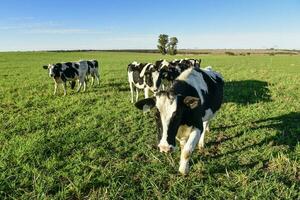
[135,67,224,175]
[127,61,161,103]
[43,61,88,95]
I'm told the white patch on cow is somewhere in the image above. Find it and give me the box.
[156,94,177,152]
[140,63,151,77]
[132,61,139,65]
[177,68,208,104]
[151,70,160,91]
[161,60,169,68]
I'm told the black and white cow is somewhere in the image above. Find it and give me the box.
[156,58,201,85]
[135,66,224,175]
[86,59,100,86]
[43,61,88,95]
[127,61,161,103]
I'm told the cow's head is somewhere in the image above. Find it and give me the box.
[135,91,200,153]
[156,60,179,82]
[42,63,62,78]
[140,64,161,93]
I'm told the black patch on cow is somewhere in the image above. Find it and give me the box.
[132,71,144,85]
[87,61,94,68]
[52,63,62,78]
[93,60,99,68]
[65,62,73,68]
[154,109,163,143]
[70,81,76,89]
[197,69,224,113]
[63,64,79,80]
[128,63,146,85]
[74,63,79,69]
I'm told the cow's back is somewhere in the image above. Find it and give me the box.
[176,67,224,120]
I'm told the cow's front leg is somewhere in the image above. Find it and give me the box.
[179,128,201,175]
[144,87,149,98]
[53,82,58,95]
[62,82,67,96]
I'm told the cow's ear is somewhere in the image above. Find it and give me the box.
[183,96,200,109]
[198,59,202,65]
[42,65,48,69]
[135,98,156,112]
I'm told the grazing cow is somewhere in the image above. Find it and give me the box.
[43,61,88,95]
[127,61,161,103]
[135,66,224,175]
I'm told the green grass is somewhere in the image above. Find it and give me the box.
[0,52,299,199]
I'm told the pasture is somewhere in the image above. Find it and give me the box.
[0,51,299,199]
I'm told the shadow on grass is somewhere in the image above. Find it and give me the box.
[192,112,300,178]
[212,112,300,154]
[224,80,271,104]
[102,81,129,92]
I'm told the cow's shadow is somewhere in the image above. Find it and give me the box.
[102,81,129,92]
[194,112,300,176]
[224,80,271,104]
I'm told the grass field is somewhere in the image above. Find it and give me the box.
[0,51,299,199]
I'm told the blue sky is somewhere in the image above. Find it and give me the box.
[0,0,299,51]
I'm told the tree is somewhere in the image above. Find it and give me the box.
[157,34,169,55]
[167,37,178,55]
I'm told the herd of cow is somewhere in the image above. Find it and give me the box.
[43,58,224,175]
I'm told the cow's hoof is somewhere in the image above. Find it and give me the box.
[179,166,189,176]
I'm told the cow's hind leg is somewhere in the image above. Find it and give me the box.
[198,121,209,149]
[91,74,95,86]
[83,79,87,92]
[77,80,83,92]
[62,82,67,96]
[95,71,100,85]
[179,128,201,175]
[129,82,134,103]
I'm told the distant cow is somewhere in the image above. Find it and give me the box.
[127,61,161,103]
[43,61,88,95]
[86,59,100,86]
[70,59,100,89]
[135,66,224,175]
